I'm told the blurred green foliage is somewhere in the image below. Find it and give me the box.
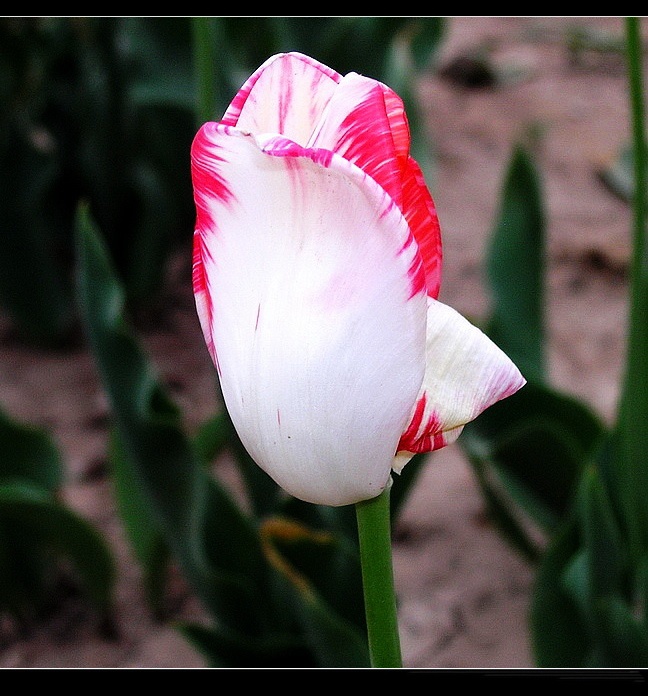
[0,405,113,622]
[0,17,196,343]
[465,129,648,665]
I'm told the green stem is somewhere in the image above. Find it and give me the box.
[618,17,648,559]
[355,486,402,668]
[191,17,217,127]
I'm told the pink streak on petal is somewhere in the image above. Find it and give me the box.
[191,123,237,227]
[336,84,404,208]
[192,232,220,375]
[375,83,442,298]
[380,84,410,171]
[401,157,443,298]
[258,133,427,303]
[311,76,405,209]
[223,52,341,127]
[253,132,427,315]
[396,229,427,300]
[222,52,341,143]
[191,122,244,376]
[259,135,334,168]
[310,74,442,300]
[397,393,446,454]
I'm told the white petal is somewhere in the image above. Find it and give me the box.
[395,298,526,471]
[222,52,340,146]
[192,123,427,505]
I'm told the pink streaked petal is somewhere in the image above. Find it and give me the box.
[191,123,242,371]
[380,84,410,170]
[257,132,428,301]
[191,124,427,506]
[192,236,217,372]
[308,73,442,298]
[395,298,526,467]
[401,157,443,298]
[309,73,406,209]
[221,52,341,146]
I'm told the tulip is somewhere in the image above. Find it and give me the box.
[191,51,525,507]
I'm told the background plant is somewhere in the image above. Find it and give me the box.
[0,404,113,625]
[459,17,648,667]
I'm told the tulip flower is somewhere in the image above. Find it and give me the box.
[191,51,525,508]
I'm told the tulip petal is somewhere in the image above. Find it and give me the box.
[309,74,443,299]
[395,298,526,471]
[400,157,443,298]
[192,123,427,505]
[309,73,407,209]
[221,52,340,146]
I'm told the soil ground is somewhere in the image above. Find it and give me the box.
[0,17,638,669]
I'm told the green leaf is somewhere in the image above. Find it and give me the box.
[0,516,52,617]
[578,466,627,601]
[466,382,605,457]
[192,410,232,465]
[260,517,369,667]
[468,454,542,563]
[530,515,589,667]
[596,596,648,666]
[230,434,286,523]
[613,18,648,563]
[486,145,546,383]
[119,18,195,111]
[0,131,73,344]
[493,419,590,531]
[75,202,272,633]
[0,407,63,490]
[109,427,169,614]
[182,516,371,667]
[462,381,605,534]
[0,480,114,612]
[121,162,175,305]
[264,517,365,632]
[294,586,370,667]
[179,622,314,668]
[640,554,648,631]
[533,467,639,667]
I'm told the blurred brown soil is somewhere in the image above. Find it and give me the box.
[0,17,637,668]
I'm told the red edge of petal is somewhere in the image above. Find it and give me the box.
[401,158,443,299]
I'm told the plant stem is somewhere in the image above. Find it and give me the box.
[618,17,648,559]
[191,17,217,127]
[355,486,402,667]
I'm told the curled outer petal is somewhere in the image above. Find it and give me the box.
[394,298,526,473]
[222,51,443,298]
[192,123,428,506]
[307,70,442,298]
[222,52,341,145]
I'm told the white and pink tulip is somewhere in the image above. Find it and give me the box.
[191,52,525,506]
